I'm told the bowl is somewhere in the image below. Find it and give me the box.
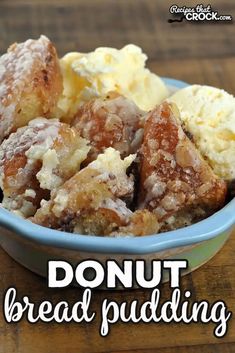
[0,78,234,287]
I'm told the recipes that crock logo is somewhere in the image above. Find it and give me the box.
[168,4,233,23]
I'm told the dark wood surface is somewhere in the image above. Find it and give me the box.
[0,1,235,352]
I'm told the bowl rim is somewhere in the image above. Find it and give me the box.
[0,77,234,255]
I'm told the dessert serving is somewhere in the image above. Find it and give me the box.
[0,35,233,237]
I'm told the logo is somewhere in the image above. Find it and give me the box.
[168,4,233,23]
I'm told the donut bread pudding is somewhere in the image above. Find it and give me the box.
[0,36,229,236]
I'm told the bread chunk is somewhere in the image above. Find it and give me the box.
[110,210,159,237]
[72,92,144,163]
[0,35,62,142]
[0,118,89,217]
[139,102,227,230]
[32,148,136,234]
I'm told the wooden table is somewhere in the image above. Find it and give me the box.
[0,1,235,352]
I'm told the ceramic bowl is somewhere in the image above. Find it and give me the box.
[0,78,234,287]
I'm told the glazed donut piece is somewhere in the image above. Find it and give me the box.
[72,92,144,163]
[0,35,62,142]
[139,102,227,230]
[32,147,160,237]
[110,210,160,237]
[32,148,136,235]
[0,118,89,217]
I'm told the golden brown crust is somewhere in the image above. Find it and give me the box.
[32,167,160,236]
[31,148,135,234]
[72,93,144,163]
[110,209,160,237]
[0,118,89,217]
[0,35,63,142]
[139,102,227,228]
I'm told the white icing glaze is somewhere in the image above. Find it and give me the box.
[0,35,51,140]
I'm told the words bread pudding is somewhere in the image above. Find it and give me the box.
[0,36,231,236]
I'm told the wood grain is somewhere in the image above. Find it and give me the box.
[0,0,235,59]
[111,343,235,353]
[0,0,235,352]
[0,234,234,353]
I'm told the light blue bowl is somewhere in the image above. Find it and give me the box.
[0,78,234,286]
